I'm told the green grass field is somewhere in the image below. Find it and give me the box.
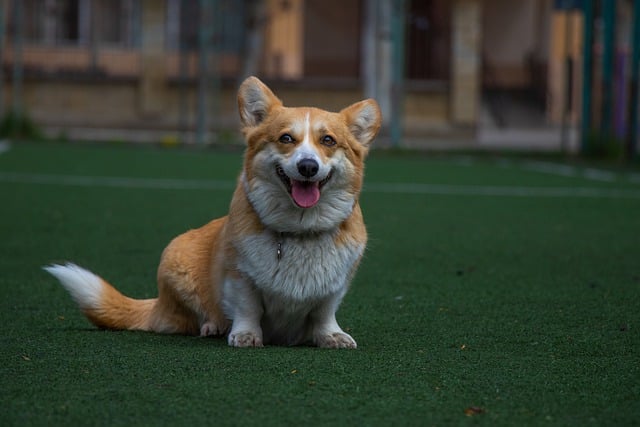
[1,142,639,426]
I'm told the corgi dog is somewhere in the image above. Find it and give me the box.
[44,76,381,348]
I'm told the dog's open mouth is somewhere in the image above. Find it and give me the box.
[276,165,332,208]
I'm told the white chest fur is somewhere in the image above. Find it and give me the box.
[235,231,364,302]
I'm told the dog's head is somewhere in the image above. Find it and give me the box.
[237,76,381,234]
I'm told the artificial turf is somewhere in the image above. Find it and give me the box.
[1,142,639,426]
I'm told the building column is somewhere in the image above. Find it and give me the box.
[450,0,481,127]
[361,0,393,130]
[139,0,166,116]
[263,0,303,79]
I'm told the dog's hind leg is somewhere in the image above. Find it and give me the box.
[154,219,230,337]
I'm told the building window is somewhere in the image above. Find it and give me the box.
[20,0,80,45]
[406,0,451,82]
[166,0,247,53]
[303,0,361,79]
[14,0,140,48]
[92,0,140,47]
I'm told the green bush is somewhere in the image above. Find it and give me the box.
[583,131,623,160]
[0,110,44,140]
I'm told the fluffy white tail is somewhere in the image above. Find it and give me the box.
[44,263,156,331]
[44,263,103,309]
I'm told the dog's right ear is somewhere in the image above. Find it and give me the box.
[237,76,282,128]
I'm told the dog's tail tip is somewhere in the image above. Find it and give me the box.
[43,262,104,309]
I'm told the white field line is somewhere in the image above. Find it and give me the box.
[365,182,640,199]
[521,160,578,178]
[582,168,617,182]
[521,160,618,182]
[2,171,640,199]
[0,140,11,155]
[0,172,236,191]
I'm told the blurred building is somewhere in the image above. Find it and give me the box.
[0,0,637,149]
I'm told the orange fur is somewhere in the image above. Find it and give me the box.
[83,280,156,331]
[150,217,229,335]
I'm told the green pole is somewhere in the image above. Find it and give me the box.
[209,0,221,141]
[0,0,5,118]
[601,0,616,137]
[196,0,213,145]
[178,2,189,144]
[580,0,594,154]
[627,0,640,159]
[390,0,406,148]
[12,0,23,116]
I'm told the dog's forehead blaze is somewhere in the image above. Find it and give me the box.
[272,108,341,137]
[287,110,309,137]
[244,105,365,165]
[308,108,344,134]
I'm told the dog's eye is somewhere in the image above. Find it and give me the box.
[279,134,295,144]
[321,135,336,147]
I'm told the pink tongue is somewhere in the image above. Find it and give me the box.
[291,180,320,208]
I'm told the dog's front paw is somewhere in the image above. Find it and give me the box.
[228,331,263,348]
[315,332,357,349]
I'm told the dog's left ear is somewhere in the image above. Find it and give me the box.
[238,76,283,128]
[341,99,382,148]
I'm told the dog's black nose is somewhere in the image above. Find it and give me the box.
[297,158,319,178]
